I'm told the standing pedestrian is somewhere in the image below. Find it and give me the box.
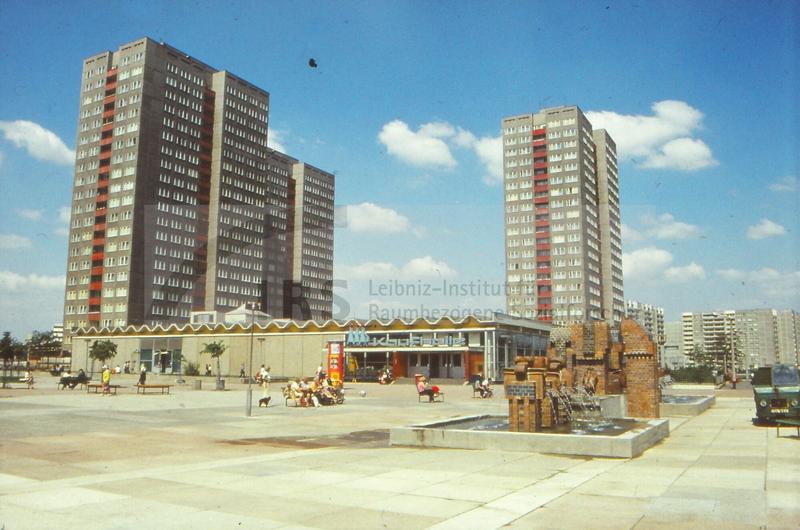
[258,365,271,397]
[101,365,112,396]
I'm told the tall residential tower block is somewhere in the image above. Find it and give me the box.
[63,38,334,342]
[503,106,624,324]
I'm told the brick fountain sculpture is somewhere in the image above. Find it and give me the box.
[503,318,660,432]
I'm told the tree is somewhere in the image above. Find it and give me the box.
[89,340,117,376]
[0,331,26,366]
[26,331,62,364]
[200,340,227,390]
[687,343,712,369]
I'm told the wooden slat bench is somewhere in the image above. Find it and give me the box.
[135,384,172,395]
[776,418,800,437]
[86,383,122,394]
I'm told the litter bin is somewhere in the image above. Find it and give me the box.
[193,379,202,390]
[216,379,225,391]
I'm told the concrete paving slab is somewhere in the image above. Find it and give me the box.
[0,385,793,529]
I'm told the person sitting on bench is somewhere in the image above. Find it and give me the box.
[417,376,436,402]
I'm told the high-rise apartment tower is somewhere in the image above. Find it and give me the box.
[503,106,624,324]
[63,38,334,343]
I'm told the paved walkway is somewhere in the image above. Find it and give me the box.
[1,377,798,529]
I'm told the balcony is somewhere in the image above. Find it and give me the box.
[103,94,116,105]
[102,109,114,120]
[535,220,550,228]
[92,237,105,246]
[88,296,101,306]
[91,251,104,262]
[101,122,113,133]
[533,196,549,205]
[98,151,111,161]
[536,243,551,251]
[91,266,103,276]
[100,136,113,147]
[534,185,549,193]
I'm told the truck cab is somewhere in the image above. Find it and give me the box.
[752,364,800,421]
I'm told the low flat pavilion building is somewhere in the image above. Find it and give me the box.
[70,312,550,381]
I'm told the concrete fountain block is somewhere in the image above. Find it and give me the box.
[389,415,670,458]
[659,395,715,416]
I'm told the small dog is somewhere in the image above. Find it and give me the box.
[258,396,271,407]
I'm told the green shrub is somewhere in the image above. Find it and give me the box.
[184,362,200,376]
[667,366,714,384]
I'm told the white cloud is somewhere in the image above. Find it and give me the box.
[400,256,456,278]
[586,100,717,171]
[338,261,400,279]
[0,234,32,250]
[0,120,74,166]
[622,223,644,243]
[641,137,717,171]
[338,256,456,280]
[640,213,701,240]
[622,247,673,280]
[378,120,456,168]
[716,267,800,302]
[418,121,455,138]
[769,176,797,193]
[717,268,746,281]
[664,262,706,282]
[747,218,785,240]
[267,129,286,153]
[472,136,503,185]
[0,270,65,291]
[377,119,502,185]
[340,202,425,237]
[15,208,42,221]
[54,206,71,237]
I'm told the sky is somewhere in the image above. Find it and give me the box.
[0,0,798,338]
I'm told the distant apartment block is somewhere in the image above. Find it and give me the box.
[625,300,664,341]
[681,309,799,369]
[662,321,686,369]
[63,38,334,344]
[625,300,665,362]
[502,106,624,325]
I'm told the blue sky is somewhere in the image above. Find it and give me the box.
[0,0,797,337]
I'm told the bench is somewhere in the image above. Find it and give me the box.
[776,418,800,437]
[418,390,445,403]
[135,384,172,394]
[0,375,35,389]
[86,383,122,395]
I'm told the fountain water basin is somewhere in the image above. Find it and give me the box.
[390,414,669,458]
[660,394,715,416]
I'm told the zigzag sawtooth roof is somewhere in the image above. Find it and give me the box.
[71,314,549,338]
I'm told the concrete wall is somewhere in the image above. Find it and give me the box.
[71,332,339,379]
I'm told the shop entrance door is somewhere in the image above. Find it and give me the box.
[153,351,172,374]
[428,354,439,378]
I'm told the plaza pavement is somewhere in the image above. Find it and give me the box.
[0,374,798,529]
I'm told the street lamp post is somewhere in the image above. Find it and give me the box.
[84,339,91,376]
[245,302,258,417]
